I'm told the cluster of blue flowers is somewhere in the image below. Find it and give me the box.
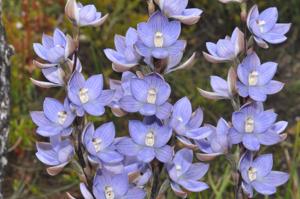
[30,0,290,198]
[200,0,291,197]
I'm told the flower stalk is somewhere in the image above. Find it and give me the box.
[150,160,162,199]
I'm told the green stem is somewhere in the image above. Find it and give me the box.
[233,3,250,199]
[150,161,161,199]
[72,117,94,197]
[72,26,80,73]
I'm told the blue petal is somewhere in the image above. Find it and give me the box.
[178,180,209,192]
[155,145,173,163]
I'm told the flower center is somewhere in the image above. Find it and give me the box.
[154,32,164,48]
[57,111,67,125]
[177,117,183,122]
[55,44,64,48]
[245,117,254,133]
[248,167,257,182]
[78,88,89,104]
[175,164,182,177]
[147,88,157,104]
[256,20,266,33]
[92,138,102,152]
[248,71,259,86]
[104,186,115,199]
[145,131,155,147]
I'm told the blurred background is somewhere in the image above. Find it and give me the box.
[2,0,300,198]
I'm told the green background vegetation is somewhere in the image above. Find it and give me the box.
[2,0,300,198]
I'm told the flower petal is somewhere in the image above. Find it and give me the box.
[185,127,212,140]
[80,183,94,199]
[271,23,291,35]
[171,97,192,125]
[271,121,288,134]
[98,149,123,164]
[173,148,193,174]
[162,21,181,46]
[256,131,281,146]
[254,110,277,133]
[53,28,66,46]
[130,78,148,102]
[42,67,65,85]
[261,171,289,187]
[154,125,172,147]
[242,134,260,151]
[120,96,143,112]
[252,181,276,196]
[140,103,156,116]
[97,90,115,106]
[162,0,188,16]
[129,120,148,145]
[95,122,116,148]
[116,137,140,156]
[258,7,278,33]
[111,174,129,196]
[257,62,277,85]
[202,51,229,63]
[47,163,68,176]
[183,163,209,180]
[264,80,284,94]
[254,36,269,49]
[43,98,64,123]
[198,89,228,100]
[252,154,273,177]
[171,8,202,25]
[84,74,103,100]
[124,187,146,199]
[167,40,186,56]
[188,108,203,129]
[137,147,155,163]
[155,145,173,163]
[83,100,105,116]
[262,33,287,44]
[178,180,209,192]
[242,182,254,198]
[156,102,172,120]
[210,76,229,96]
[249,86,267,102]
[232,111,246,133]
[30,111,52,126]
[170,182,187,198]
[33,43,49,61]
[88,14,109,27]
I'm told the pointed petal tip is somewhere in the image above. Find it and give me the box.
[112,62,137,73]
[46,163,68,176]
[227,67,237,95]
[196,153,221,161]
[32,60,57,68]
[65,34,77,59]
[202,51,228,64]
[90,13,109,27]
[66,192,76,199]
[279,133,288,141]
[65,0,78,23]
[197,88,227,100]
[30,78,62,88]
[172,15,201,25]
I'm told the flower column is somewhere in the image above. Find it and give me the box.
[106,1,211,198]
[30,0,212,199]
[199,1,291,198]
[30,0,115,196]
